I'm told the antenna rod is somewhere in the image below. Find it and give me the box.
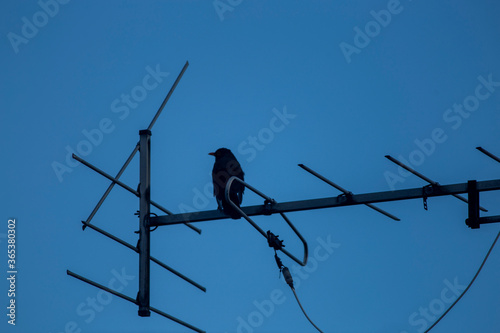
[72,153,200,232]
[80,221,206,292]
[67,270,205,333]
[83,143,139,227]
[147,61,189,131]
[477,147,500,164]
[298,164,400,221]
[79,61,200,234]
[385,155,487,212]
[73,153,139,195]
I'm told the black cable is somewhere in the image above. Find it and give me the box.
[268,232,324,332]
[291,287,324,333]
[424,229,500,333]
[282,267,324,333]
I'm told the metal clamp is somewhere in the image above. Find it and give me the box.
[422,184,434,210]
[225,176,308,266]
[337,192,353,204]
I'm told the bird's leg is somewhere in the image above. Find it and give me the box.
[216,199,223,212]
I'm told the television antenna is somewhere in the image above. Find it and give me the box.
[68,62,500,332]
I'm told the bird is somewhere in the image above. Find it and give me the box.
[209,148,245,219]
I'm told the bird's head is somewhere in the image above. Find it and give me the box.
[208,148,234,160]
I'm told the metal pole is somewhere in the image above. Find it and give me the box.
[466,180,480,229]
[150,179,500,226]
[138,129,151,316]
[478,215,500,224]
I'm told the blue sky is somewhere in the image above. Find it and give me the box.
[1,1,500,332]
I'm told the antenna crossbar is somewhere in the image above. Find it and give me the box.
[150,179,500,225]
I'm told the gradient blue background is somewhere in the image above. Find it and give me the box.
[1,1,500,332]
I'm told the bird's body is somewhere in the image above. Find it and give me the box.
[209,148,245,219]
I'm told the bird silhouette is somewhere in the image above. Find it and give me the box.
[209,148,245,219]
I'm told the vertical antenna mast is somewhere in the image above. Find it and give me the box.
[138,129,152,316]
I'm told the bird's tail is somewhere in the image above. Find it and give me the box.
[223,192,242,219]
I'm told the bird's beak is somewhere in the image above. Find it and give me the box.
[208,152,215,156]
